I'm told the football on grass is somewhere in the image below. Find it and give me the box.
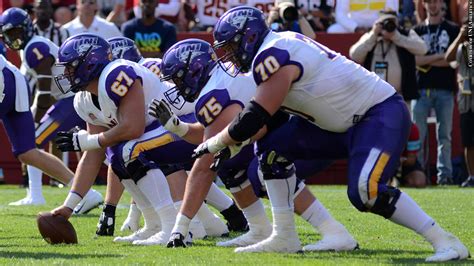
[37,212,78,244]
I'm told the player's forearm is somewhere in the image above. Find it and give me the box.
[179,155,215,219]
[33,79,53,123]
[180,123,204,145]
[69,149,105,197]
[99,122,144,148]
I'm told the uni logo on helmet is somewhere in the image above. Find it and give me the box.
[110,40,132,58]
[176,43,204,63]
[227,9,257,29]
[73,37,100,54]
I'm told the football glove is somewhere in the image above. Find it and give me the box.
[148,99,189,137]
[56,127,101,152]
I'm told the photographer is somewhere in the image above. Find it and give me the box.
[350,11,427,98]
[350,11,428,187]
[267,0,316,39]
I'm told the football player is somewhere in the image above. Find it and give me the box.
[152,39,357,251]
[93,36,246,239]
[191,6,469,261]
[1,7,102,211]
[50,34,237,246]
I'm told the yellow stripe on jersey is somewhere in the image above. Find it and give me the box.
[368,152,390,200]
[349,0,386,11]
[130,133,174,160]
[35,121,60,146]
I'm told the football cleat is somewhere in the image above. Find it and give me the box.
[95,211,115,236]
[217,226,271,247]
[426,233,470,262]
[166,232,193,248]
[132,231,170,246]
[201,214,229,237]
[120,204,142,232]
[303,230,359,252]
[234,232,302,253]
[113,226,160,243]
[8,196,45,206]
[73,190,103,215]
[189,220,207,240]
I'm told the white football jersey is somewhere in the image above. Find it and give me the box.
[20,36,74,100]
[74,59,193,129]
[195,65,256,127]
[192,0,241,27]
[247,0,274,15]
[252,31,395,133]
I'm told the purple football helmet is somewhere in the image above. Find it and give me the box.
[0,7,34,50]
[160,38,218,109]
[54,33,112,94]
[213,6,270,74]
[108,36,143,63]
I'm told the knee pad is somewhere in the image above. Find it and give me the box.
[258,151,295,180]
[111,153,158,183]
[370,186,401,218]
[217,167,250,191]
[250,167,304,198]
[158,163,185,176]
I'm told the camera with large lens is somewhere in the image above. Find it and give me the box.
[381,19,397,32]
[278,1,299,22]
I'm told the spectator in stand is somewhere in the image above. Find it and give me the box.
[350,10,427,102]
[399,0,416,27]
[267,0,316,39]
[97,0,127,26]
[54,6,74,26]
[248,0,275,17]
[394,123,427,188]
[185,0,240,32]
[327,0,398,33]
[294,0,335,31]
[33,0,69,47]
[122,0,176,58]
[412,0,459,185]
[445,21,474,187]
[415,0,461,24]
[132,0,181,24]
[62,0,122,39]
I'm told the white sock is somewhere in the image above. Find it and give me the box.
[62,152,69,167]
[264,175,296,212]
[389,192,434,233]
[157,204,177,233]
[127,203,141,221]
[141,206,161,229]
[121,179,159,228]
[196,203,219,224]
[272,208,297,236]
[242,199,271,232]
[300,199,344,236]
[136,169,174,210]
[27,165,43,199]
[205,182,233,212]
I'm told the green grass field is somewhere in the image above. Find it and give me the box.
[0,185,472,265]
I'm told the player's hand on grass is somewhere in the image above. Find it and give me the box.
[166,232,187,248]
[51,205,73,220]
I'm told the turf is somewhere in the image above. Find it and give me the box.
[0,185,472,265]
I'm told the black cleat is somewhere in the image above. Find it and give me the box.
[220,203,249,232]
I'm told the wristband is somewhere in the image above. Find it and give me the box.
[164,118,190,137]
[64,191,83,210]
